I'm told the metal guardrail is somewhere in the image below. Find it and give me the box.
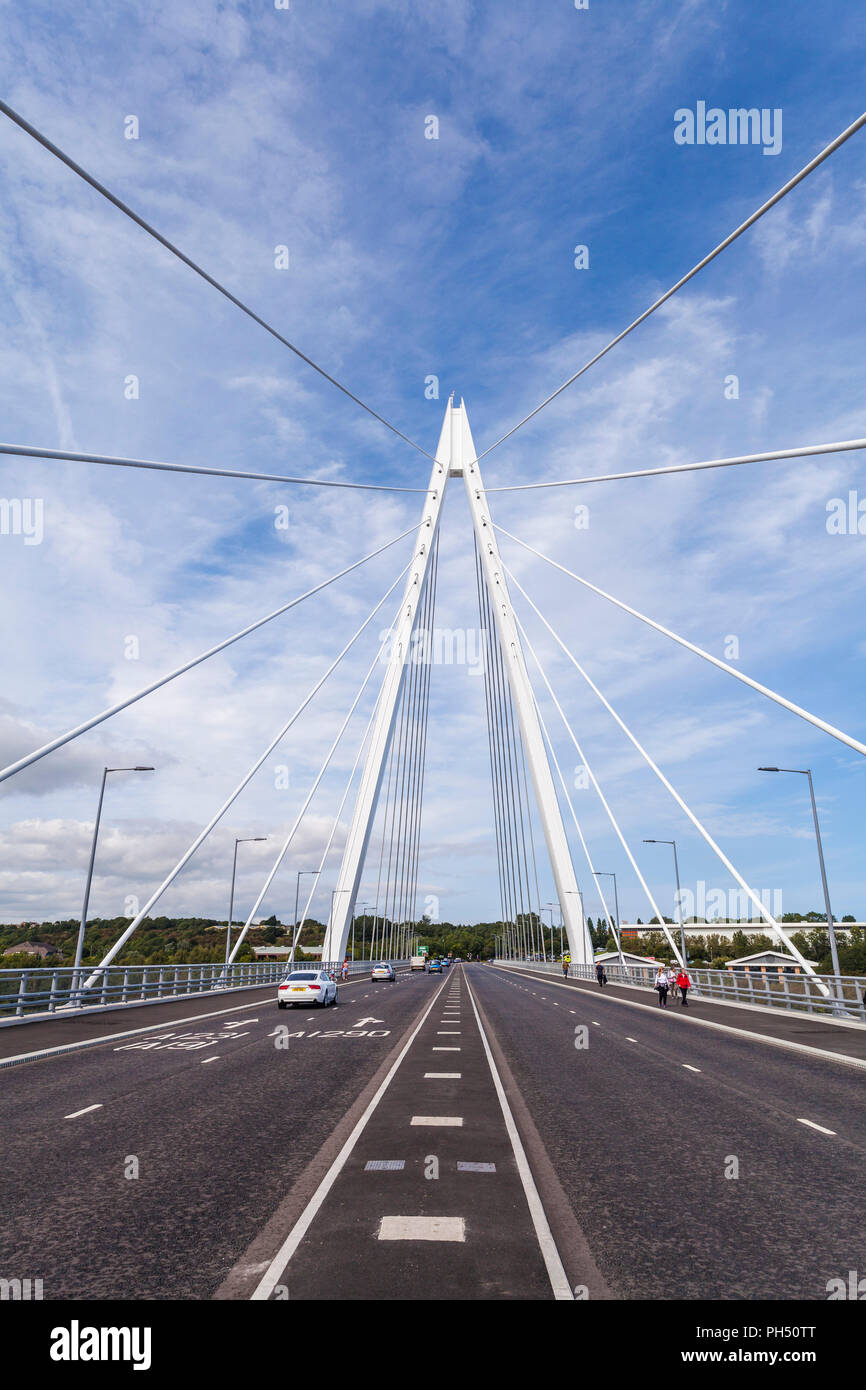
[0,958,411,1019]
[494,958,866,1023]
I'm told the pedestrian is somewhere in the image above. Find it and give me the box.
[666,964,677,1000]
[677,966,692,1006]
[654,965,669,1008]
[562,956,570,979]
[595,960,607,988]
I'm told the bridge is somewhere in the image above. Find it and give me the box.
[1,82,865,1317]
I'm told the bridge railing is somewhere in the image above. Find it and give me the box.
[494,958,866,1023]
[0,958,411,1020]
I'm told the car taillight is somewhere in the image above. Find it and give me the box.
[309,984,320,990]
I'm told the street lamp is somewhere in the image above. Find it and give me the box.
[545,902,562,960]
[352,903,372,963]
[225,837,268,966]
[291,869,320,961]
[643,839,687,966]
[73,766,155,997]
[758,767,843,987]
[592,871,625,969]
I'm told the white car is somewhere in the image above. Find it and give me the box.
[371,962,396,982]
[277,969,338,1009]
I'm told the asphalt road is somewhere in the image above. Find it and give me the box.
[469,963,866,1300]
[0,969,440,1300]
[2,961,864,1302]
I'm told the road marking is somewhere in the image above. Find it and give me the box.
[682,1064,701,1073]
[437,1030,461,1035]
[250,974,449,1300]
[457,1161,496,1173]
[0,996,313,1071]
[65,1104,103,1119]
[626,1037,638,1043]
[378,1216,465,1242]
[432,1046,460,1051]
[201,1057,219,1064]
[592,1021,599,1026]
[491,964,866,1072]
[411,1116,463,1126]
[424,1072,461,1079]
[797,1117,837,1136]
[464,976,573,1302]
[364,1160,405,1171]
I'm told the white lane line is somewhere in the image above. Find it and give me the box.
[250,974,450,1300]
[626,1037,638,1043]
[64,1104,103,1119]
[437,1030,461,1035]
[491,964,866,1072]
[464,977,573,1302]
[592,1021,599,1026]
[424,1072,462,1079]
[0,997,290,1071]
[411,1116,463,1126]
[682,1064,701,1073]
[365,1160,405,1171]
[797,1117,837,1136]
[432,1046,460,1051]
[457,1161,496,1173]
[201,1057,219,1064]
[378,1216,465,1242]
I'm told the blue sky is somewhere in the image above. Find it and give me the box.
[1,0,865,933]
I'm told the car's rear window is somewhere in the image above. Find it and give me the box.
[285,972,317,981]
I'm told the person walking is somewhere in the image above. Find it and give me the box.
[595,960,607,988]
[562,955,570,980]
[654,965,669,1008]
[666,964,677,1000]
[676,966,692,1006]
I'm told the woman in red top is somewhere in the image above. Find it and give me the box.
[676,968,692,1006]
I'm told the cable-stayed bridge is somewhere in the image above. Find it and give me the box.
[2,98,866,1309]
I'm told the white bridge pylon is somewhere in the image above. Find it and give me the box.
[322,398,592,966]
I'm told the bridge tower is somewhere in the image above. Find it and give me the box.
[322,399,592,965]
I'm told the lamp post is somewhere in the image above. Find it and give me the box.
[225,837,268,967]
[758,767,843,991]
[544,902,562,960]
[291,869,320,962]
[643,839,687,967]
[73,766,154,1000]
[592,871,625,969]
[352,903,372,963]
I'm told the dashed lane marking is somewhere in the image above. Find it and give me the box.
[378,1216,465,1242]
[424,1072,462,1078]
[250,974,450,1300]
[64,1104,103,1119]
[682,1064,701,1073]
[410,1116,463,1126]
[797,1118,837,1136]
[201,1057,219,1064]
[364,1160,405,1171]
[457,1162,496,1173]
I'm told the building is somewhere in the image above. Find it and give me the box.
[252,945,324,961]
[2,941,57,959]
[726,950,817,976]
